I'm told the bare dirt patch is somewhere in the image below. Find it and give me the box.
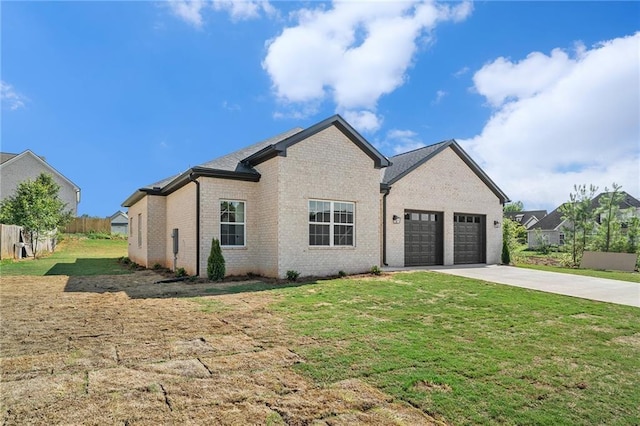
[1,272,438,425]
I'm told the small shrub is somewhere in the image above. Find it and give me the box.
[207,238,225,281]
[175,267,187,277]
[501,242,511,265]
[152,263,163,270]
[119,256,131,265]
[370,265,381,275]
[286,270,300,282]
[338,270,347,277]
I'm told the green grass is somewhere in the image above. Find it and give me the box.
[516,263,640,283]
[0,235,130,276]
[271,272,640,425]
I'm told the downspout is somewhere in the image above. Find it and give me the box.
[382,186,390,266]
[189,172,201,277]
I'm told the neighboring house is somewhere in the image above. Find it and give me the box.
[110,211,129,235]
[0,150,81,216]
[122,115,509,278]
[504,210,547,229]
[527,192,640,249]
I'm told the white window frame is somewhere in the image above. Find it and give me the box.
[220,200,246,247]
[308,199,355,247]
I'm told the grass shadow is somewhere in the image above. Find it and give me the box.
[63,269,316,299]
[46,258,132,276]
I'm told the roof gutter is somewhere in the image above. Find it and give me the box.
[381,183,391,266]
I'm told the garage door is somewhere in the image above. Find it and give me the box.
[404,211,443,266]
[454,214,485,264]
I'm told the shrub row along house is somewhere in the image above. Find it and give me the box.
[122,115,509,278]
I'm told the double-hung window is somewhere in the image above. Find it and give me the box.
[309,200,354,246]
[220,200,245,246]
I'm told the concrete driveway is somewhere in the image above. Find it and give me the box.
[409,265,639,308]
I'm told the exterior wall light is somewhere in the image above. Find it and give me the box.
[393,215,401,224]
[494,220,500,227]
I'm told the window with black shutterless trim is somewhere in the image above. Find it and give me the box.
[308,200,354,246]
[220,200,245,246]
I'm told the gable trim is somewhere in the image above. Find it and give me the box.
[243,114,391,169]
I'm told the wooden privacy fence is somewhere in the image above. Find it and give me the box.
[0,224,24,259]
[63,217,111,234]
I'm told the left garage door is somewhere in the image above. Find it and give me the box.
[404,211,443,266]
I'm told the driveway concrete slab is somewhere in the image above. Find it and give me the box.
[387,264,640,308]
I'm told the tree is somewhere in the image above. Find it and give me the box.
[560,184,597,265]
[503,201,524,213]
[592,183,625,252]
[0,173,72,258]
[207,237,225,281]
[625,216,640,254]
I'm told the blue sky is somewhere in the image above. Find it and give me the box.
[2,1,638,217]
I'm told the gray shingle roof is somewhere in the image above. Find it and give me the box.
[139,127,303,190]
[0,153,18,164]
[382,141,450,185]
[529,207,565,230]
[504,210,548,228]
[198,127,304,174]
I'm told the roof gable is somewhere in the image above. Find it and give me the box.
[243,115,391,169]
[382,140,509,204]
[0,149,80,191]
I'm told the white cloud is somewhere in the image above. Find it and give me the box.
[472,48,575,107]
[1,81,28,110]
[263,0,472,133]
[460,32,640,210]
[212,0,275,21]
[385,129,425,155]
[168,0,273,27]
[432,89,447,105]
[342,110,383,133]
[168,0,205,28]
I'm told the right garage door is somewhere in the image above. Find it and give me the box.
[454,214,485,264]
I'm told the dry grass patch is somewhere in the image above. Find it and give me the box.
[1,272,436,425]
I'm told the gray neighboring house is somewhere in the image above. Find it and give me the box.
[110,211,129,235]
[0,150,81,216]
[504,210,547,229]
[527,192,640,249]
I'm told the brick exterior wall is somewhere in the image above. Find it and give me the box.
[384,147,503,266]
[199,178,258,277]
[127,195,167,269]
[276,126,381,277]
[126,197,146,266]
[165,184,197,274]
[0,152,79,216]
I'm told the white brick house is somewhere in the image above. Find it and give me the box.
[122,115,508,278]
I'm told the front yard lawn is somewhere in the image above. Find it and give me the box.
[274,272,640,425]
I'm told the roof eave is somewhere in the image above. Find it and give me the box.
[122,167,261,208]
